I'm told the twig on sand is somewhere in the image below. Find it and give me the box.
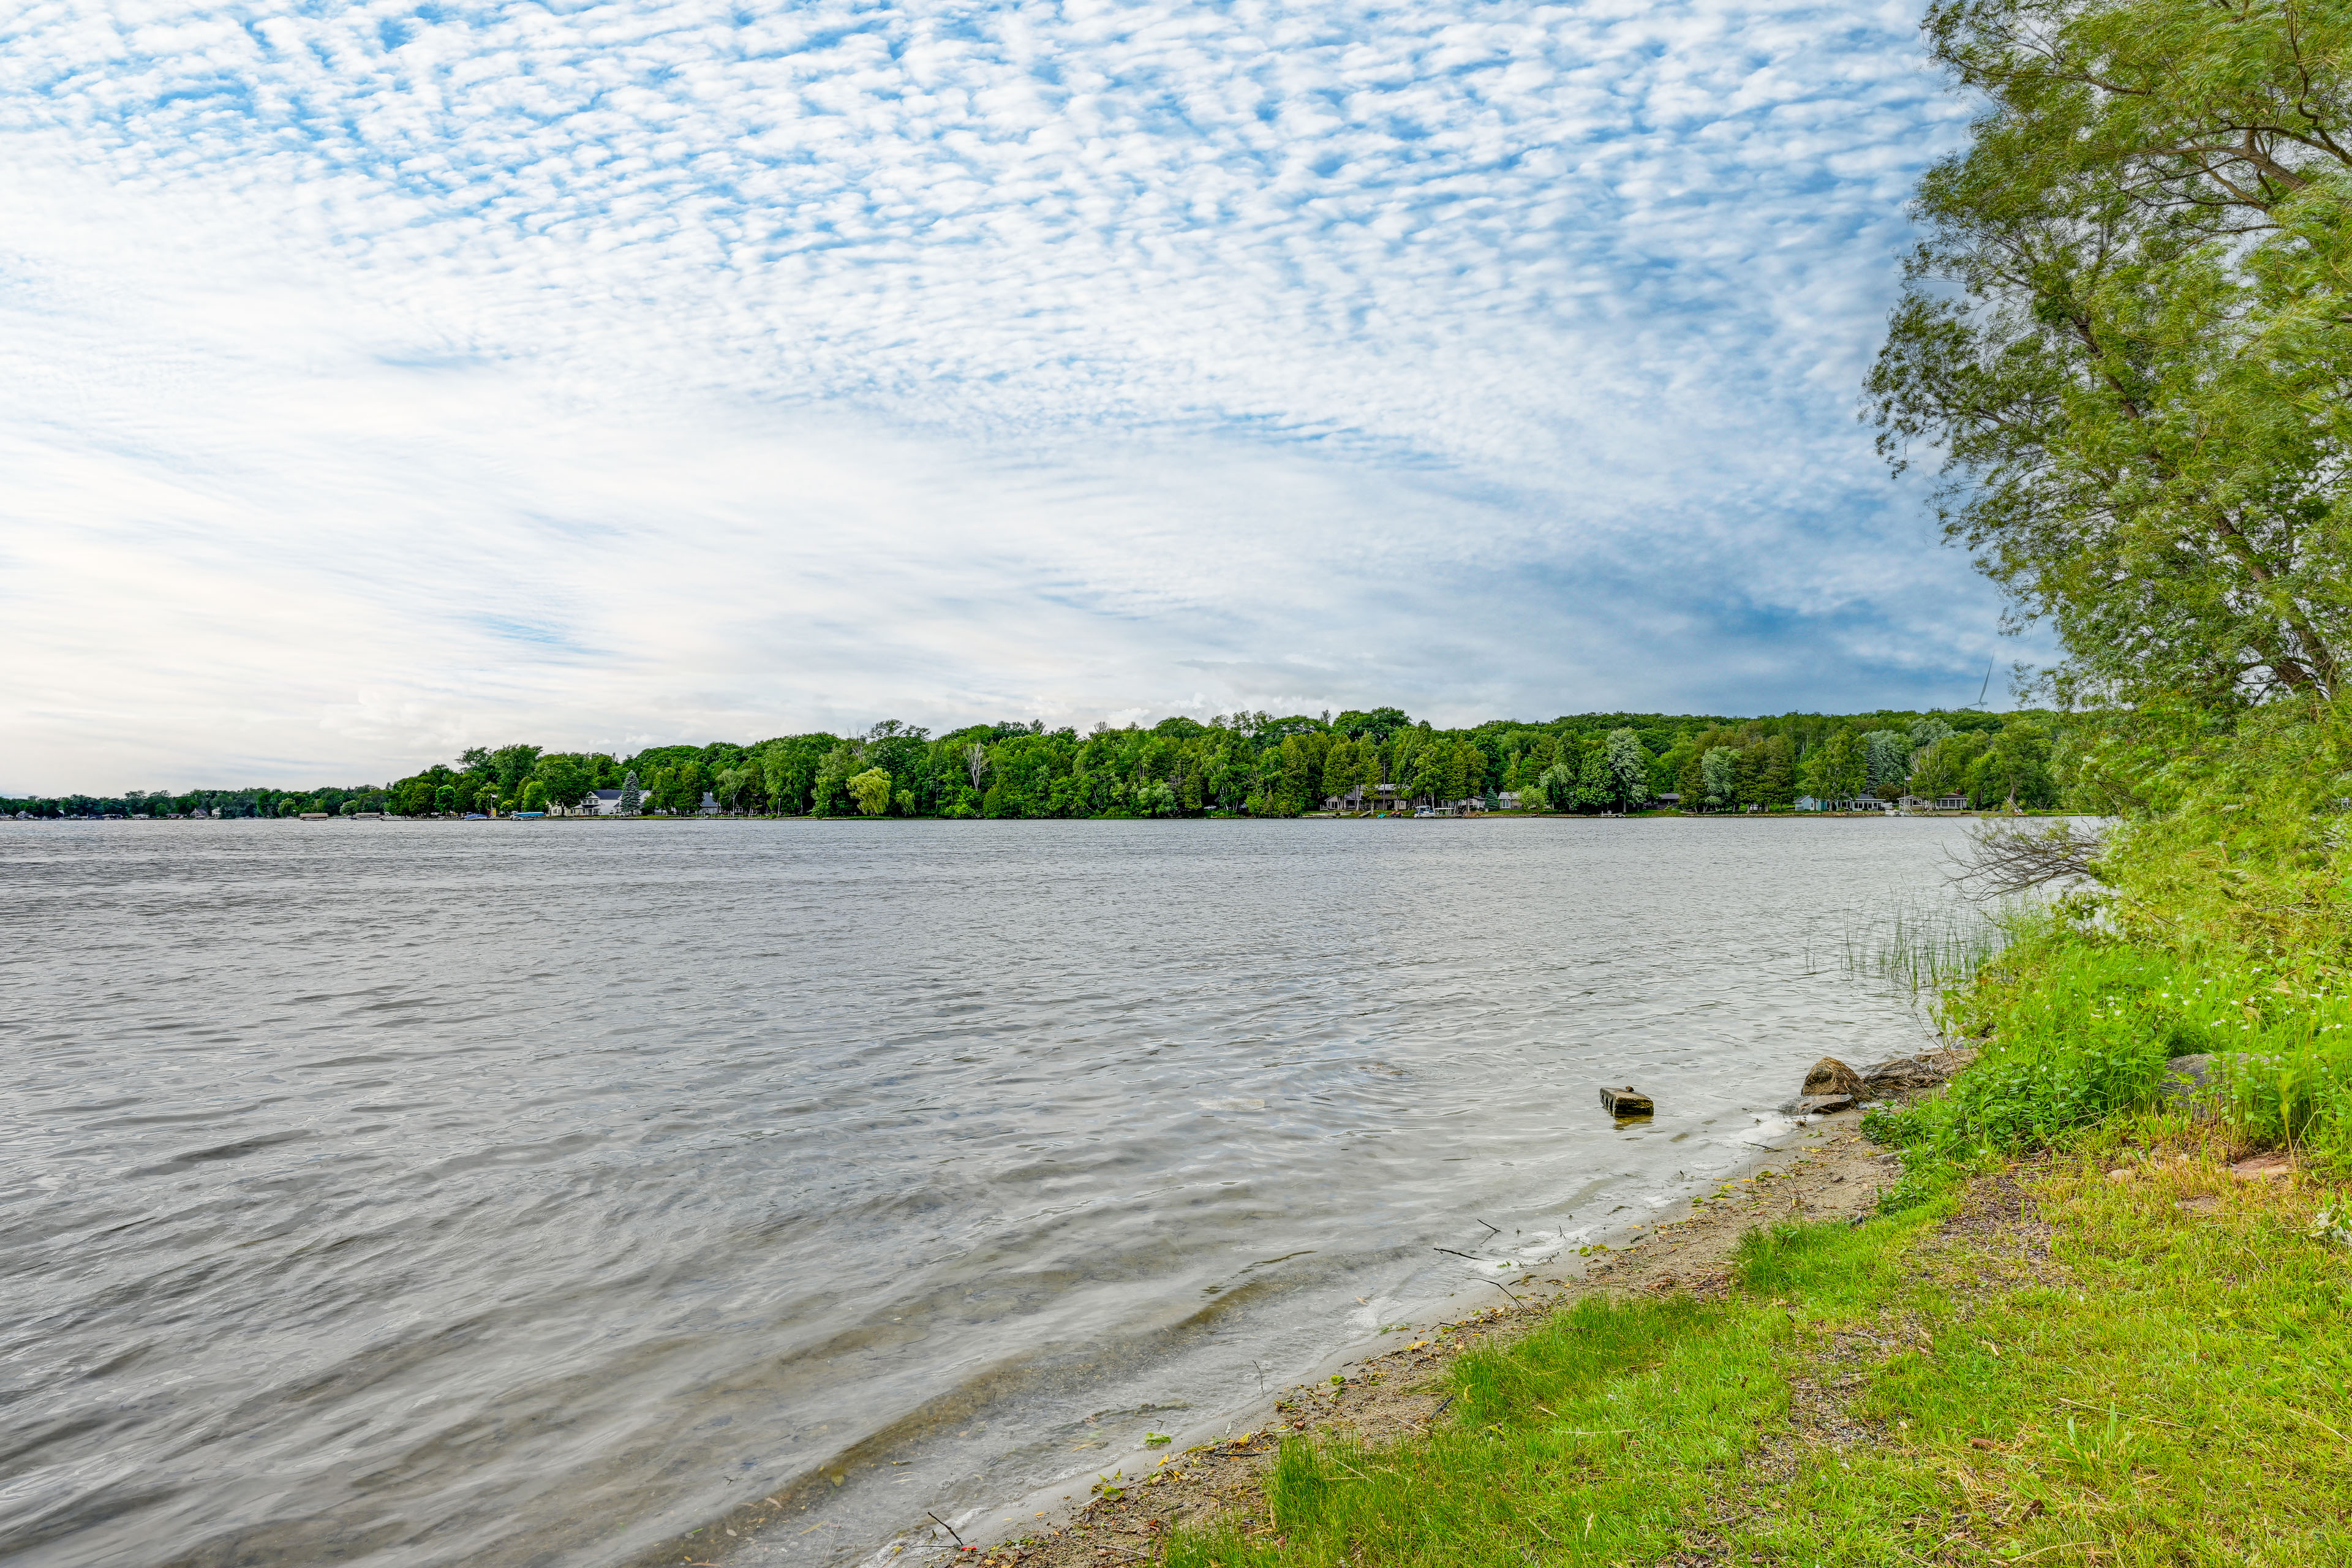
[927,1512,966,1547]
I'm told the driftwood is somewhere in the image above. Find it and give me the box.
[1946,820,2106,900]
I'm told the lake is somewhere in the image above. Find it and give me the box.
[0,816,1965,1566]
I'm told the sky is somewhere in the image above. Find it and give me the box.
[1,0,2028,793]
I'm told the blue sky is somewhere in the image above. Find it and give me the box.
[1,0,2025,791]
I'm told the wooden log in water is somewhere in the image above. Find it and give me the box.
[1599,1085,1654,1117]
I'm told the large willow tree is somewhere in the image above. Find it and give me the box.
[1869,0,2352,706]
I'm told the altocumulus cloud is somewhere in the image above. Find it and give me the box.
[0,0,2024,791]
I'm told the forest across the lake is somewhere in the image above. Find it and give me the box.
[4,705,2065,821]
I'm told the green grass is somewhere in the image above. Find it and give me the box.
[1168,1117,2352,1567]
[1164,704,2352,1567]
[1869,916,2352,1183]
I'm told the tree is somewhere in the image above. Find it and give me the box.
[756,734,835,815]
[535,755,590,812]
[1863,730,1914,799]
[1912,731,1991,798]
[1700,747,1739,809]
[813,746,861,815]
[1754,733,1798,807]
[1604,728,1652,810]
[1324,736,1358,804]
[1654,741,1697,799]
[1803,729,1866,801]
[1333,707,1411,744]
[670,762,707,815]
[1969,721,2057,809]
[711,764,754,813]
[1866,0,2352,706]
[519,780,547,813]
[1572,746,1613,811]
[848,767,893,815]
[617,771,642,815]
[489,745,543,797]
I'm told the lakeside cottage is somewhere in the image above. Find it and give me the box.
[1898,793,1972,813]
[580,790,635,815]
[1323,783,1403,812]
[1321,782,1486,815]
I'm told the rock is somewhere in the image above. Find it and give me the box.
[1781,1093,1855,1115]
[1599,1085,1654,1117]
[1803,1057,1865,1097]
[2159,1054,2234,1120]
[1858,1055,1949,1096]
[2160,1053,2215,1106]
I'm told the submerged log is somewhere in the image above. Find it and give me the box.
[1599,1085,1654,1117]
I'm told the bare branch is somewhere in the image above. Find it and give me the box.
[1947,821,2108,900]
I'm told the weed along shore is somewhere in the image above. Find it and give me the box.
[938,1097,2352,1567]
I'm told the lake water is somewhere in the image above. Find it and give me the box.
[1,816,1964,1567]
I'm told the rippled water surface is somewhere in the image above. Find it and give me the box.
[2,817,1965,1567]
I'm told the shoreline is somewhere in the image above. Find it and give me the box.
[926,1110,1903,1567]
[0,810,2075,829]
[633,1096,1916,1568]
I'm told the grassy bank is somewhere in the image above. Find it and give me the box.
[1162,1115,2351,1567]
[1145,706,2352,1567]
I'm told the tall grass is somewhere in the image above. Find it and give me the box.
[1838,893,2011,998]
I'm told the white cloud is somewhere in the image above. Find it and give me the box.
[0,0,2033,793]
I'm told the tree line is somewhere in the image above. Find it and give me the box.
[3,706,2066,821]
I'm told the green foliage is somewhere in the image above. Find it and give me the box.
[1868,0,2352,707]
[1700,745,1737,807]
[7,707,2073,821]
[1877,925,2187,1165]
[846,767,893,816]
[1872,700,2352,1183]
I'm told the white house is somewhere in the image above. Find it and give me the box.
[580,790,637,816]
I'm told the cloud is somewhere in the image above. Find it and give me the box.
[0,0,2035,791]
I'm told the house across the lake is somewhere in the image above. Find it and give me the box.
[579,790,636,816]
[1323,783,1485,815]
[1899,793,1972,813]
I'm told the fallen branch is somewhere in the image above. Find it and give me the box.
[1947,820,2106,899]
